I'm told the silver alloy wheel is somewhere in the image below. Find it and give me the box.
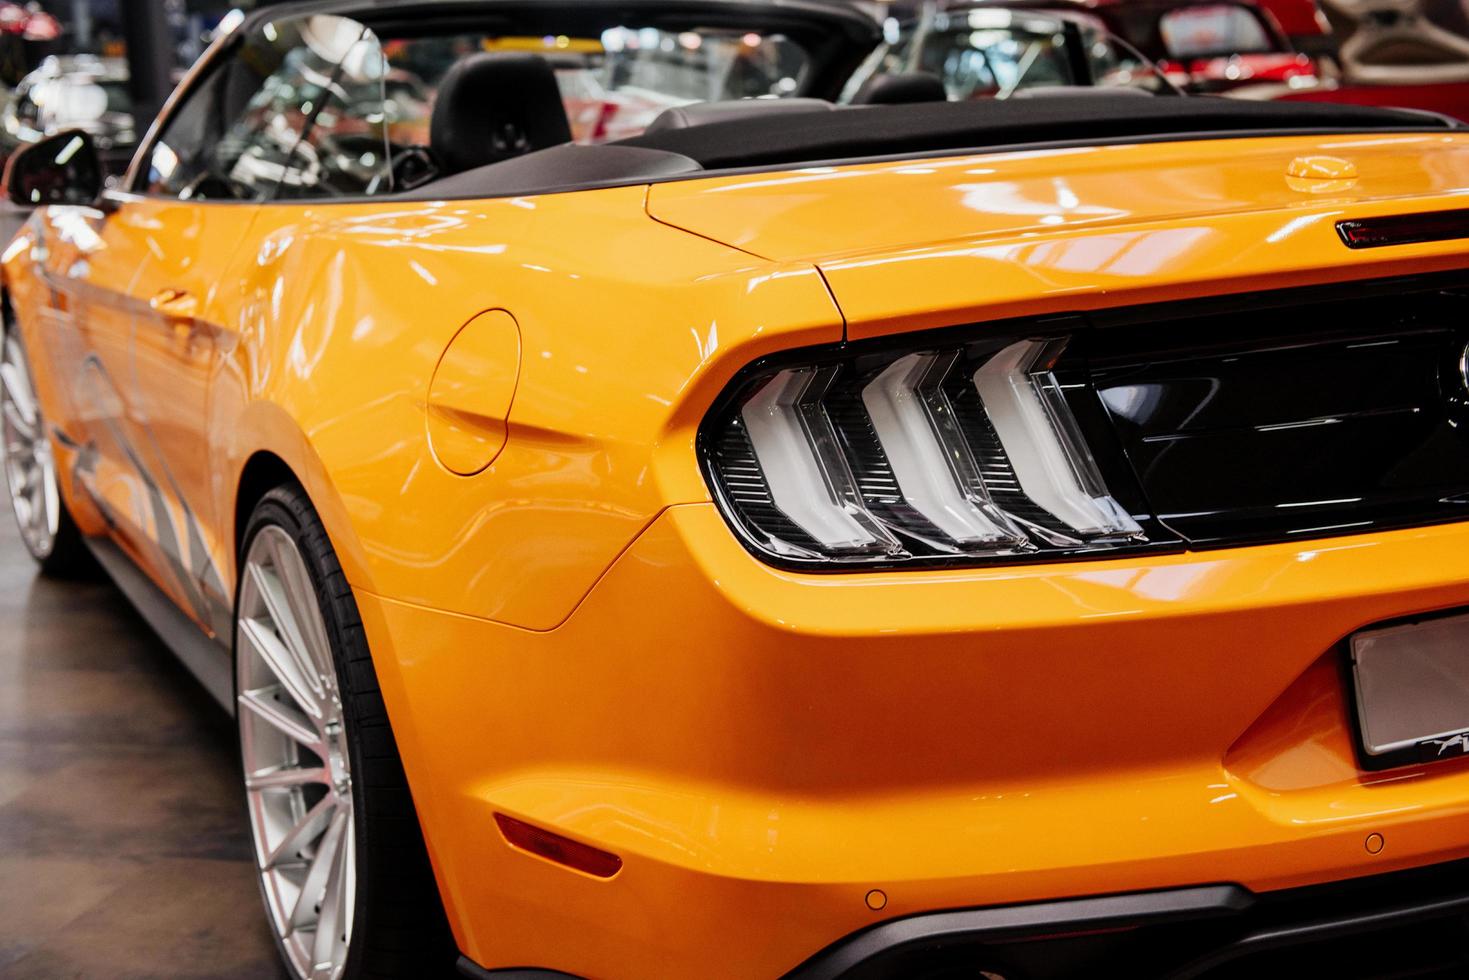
[0,331,59,560]
[238,526,357,980]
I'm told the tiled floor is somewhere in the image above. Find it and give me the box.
[0,514,287,978]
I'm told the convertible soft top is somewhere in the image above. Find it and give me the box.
[614,96,1454,170]
[413,95,1456,200]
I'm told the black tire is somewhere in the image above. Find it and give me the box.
[32,501,94,579]
[1,321,97,579]
[239,485,458,980]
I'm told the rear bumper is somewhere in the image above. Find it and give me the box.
[455,855,1469,978]
[359,504,1469,978]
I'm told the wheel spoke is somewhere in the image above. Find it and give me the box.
[267,532,336,682]
[249,559,324,697]
[240,614,326,723]
[291,805,348,932]
[246,765,329,791]
[0,357,37,426]
[39,467,57,537]
[264,793,335,871]
[311,807,351,975]
[1,396,34,440]
[238,688,323,752]
[340,810,356,942]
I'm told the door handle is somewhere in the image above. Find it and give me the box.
[148,287,198,319]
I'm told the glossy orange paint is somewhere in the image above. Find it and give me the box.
[649,132,1469,336]
[11,131,1469,976]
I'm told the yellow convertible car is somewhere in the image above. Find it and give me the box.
[9,0,1469,977]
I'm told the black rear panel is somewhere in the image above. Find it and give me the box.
[787,854,1469,979]
[1085,279,1469,546]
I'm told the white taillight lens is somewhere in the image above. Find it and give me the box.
[975,339,1142,538]
[862,352,1026,549]
[705,331,1157,567]
[741,368,898,555]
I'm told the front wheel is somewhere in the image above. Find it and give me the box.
[236,485,456,980]
[1,325,94,577]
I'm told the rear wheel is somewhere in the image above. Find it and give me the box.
[1,325,93,577]
[236,486,456,980]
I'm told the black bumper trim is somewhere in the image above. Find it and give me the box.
[1170,883,1469,979]
[787,855,1469,978]
[784,884,1250,978]
[455,956,582,979]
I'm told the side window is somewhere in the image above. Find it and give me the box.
[138,14,380,201]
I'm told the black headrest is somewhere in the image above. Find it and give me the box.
[430,53,572,175]
[851,72,948,106]
[644,98,834,134]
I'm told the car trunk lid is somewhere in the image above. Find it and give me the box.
[646,131,1469,338]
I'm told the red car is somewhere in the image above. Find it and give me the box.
[1271,0,1469,122]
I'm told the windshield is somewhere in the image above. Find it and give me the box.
[842,10,1167,102]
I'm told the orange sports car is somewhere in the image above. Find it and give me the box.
[8,0,1469,977]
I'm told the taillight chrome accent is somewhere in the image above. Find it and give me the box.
[862,352,1027,549]
[974,339,1141,539]
[741,367,898,555]
[703,329,1157,568]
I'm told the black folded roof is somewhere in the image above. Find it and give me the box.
[615,96,1453,170]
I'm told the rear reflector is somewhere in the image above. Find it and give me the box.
[494,813,623,879]
[1337,208,1469,249]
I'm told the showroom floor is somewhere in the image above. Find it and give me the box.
[0,516,287,978]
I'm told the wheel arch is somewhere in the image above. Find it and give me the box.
[234,450,299,557]
[225,400,376,601]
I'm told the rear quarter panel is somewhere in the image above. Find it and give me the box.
[207,184,843,630]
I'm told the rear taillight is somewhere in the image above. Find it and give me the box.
[701,329,1164,568]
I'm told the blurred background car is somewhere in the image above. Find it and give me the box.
[0,1,62,83]
[874,0,1469,122]
[841,5,1173,100]
[908,0,1320,94]
[1262,0,1469,119]
[0,53,134,173]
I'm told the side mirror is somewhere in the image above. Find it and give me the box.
[2,130,104,208]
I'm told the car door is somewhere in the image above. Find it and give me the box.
[94,199,261,634]
[61,15,362,633]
